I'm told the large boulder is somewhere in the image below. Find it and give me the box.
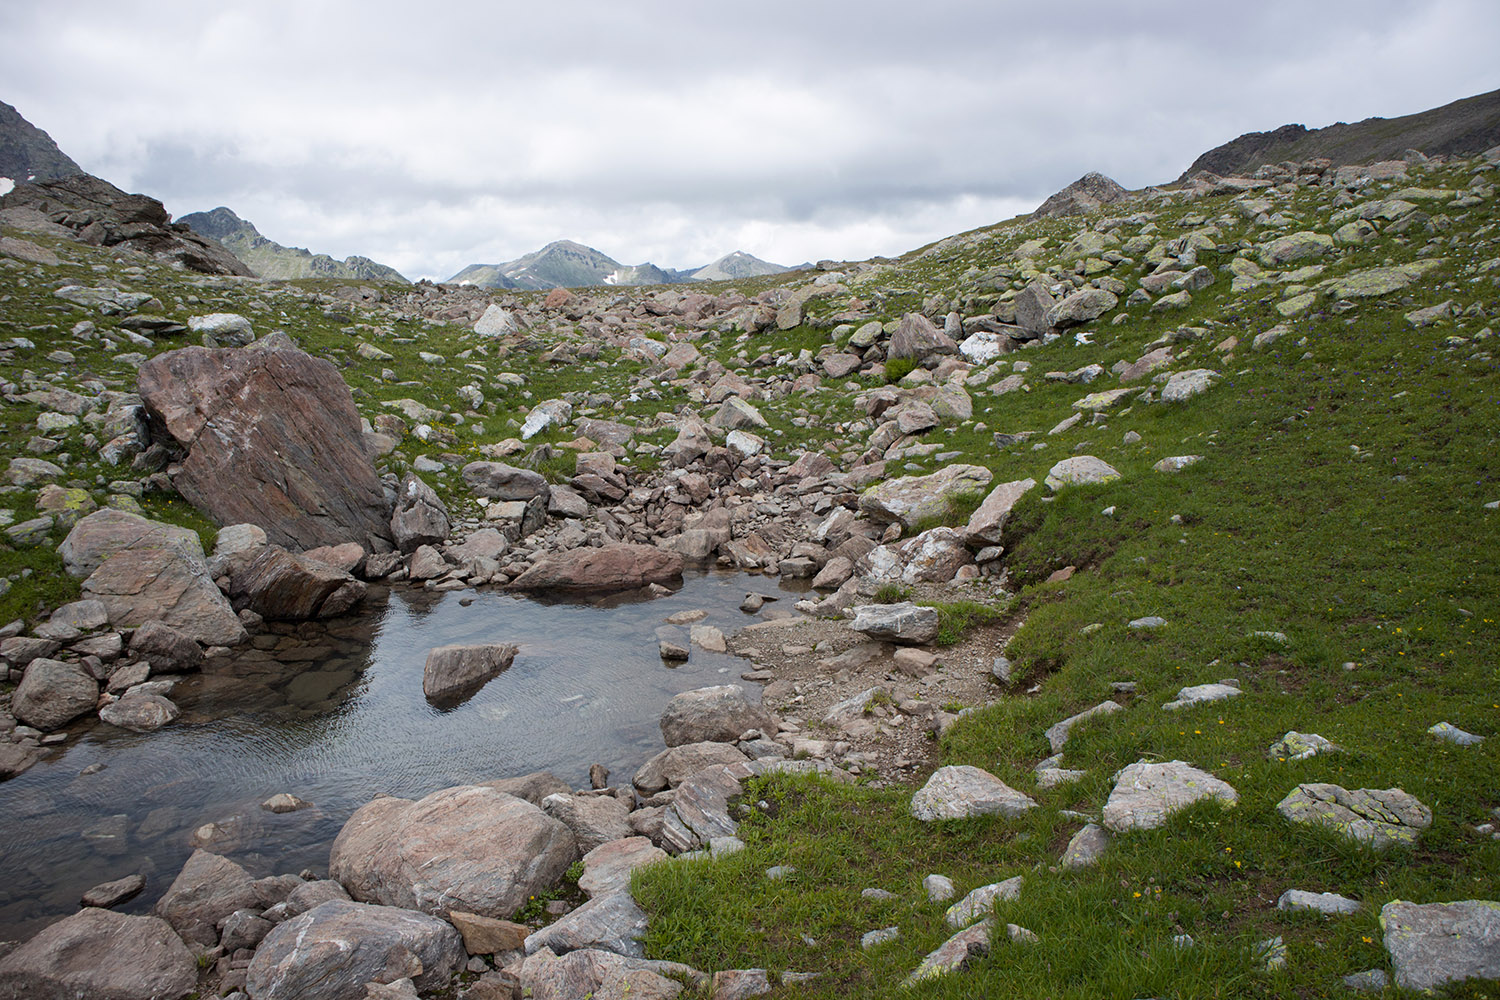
[1013,282,1057,337]
[849,602,940,645]
[633,742,750,794]
[1046,288,1118,329]
[658,686,772,747]
[137,341,394,551]
[858,465,993,530]
[83,543,245,646]
[461,461,551,502]
[0,907,198,1000]
[523,891,649,958]
[246,900,465,1000]
[541,794,632,855]
[214,544,366,620]
[1381,899,1500,991]
[1276,783,1431,850]
[58,509,202,578]
[910,765,1037,822]
[329,786,578,919]
[510,544,683,593]
[390,473,451,553]
[154,850,260,946]
[11,658,99,731]
[965,478,1036,546]
[422,643,517,704]
[888,313,958,362]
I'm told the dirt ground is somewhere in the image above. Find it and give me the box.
[724,579,1028,787]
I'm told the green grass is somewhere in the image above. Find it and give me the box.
[920,598,1005,646]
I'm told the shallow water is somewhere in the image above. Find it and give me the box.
[0,569,799,942]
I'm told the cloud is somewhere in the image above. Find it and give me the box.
[1,0,1497,280]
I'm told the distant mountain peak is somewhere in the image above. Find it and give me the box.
[448,241,789,289]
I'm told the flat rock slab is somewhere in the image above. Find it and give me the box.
[1102,760,1238,832]
[1278,889,1361,916]
[1044,700,1123,753]
[903,919,992,987]
[246,900,465,1000]
[329,785,578,919]
[1382,899,1500,991]
[946,876,1023,928]
[524,890,648,957]
[99,692,180,732]
[633,741,748,794]
[849,602,940,645]
[83,545,245,646]
[0,907,198,1000]
[858,465,994,529]
[1061,823,1111,869]
[518,947,705,1000]
[510,544,683,593]
[58,508,203,579]
[580,838,668,898]
[1162,683,1240,711]
[911,765,1037,822]
[138,342,394,551]
[1277,783,1431,850]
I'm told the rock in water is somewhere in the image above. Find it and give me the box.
[422,643,518,704]
[329,785,578,919]
[11,658,99,730]
[0,907,198,1000]
[246,900,465,1000]
[509,544,683,593]
[137,340,393,551]
[658,686,772,747]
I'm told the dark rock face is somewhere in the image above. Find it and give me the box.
[0,100,82,183]
[1034,172,1128,218]
[214,544,367,620]
[0,907,198,1000]
[508,544,682,593]
[0,173,251,276]
[138,341,393,552]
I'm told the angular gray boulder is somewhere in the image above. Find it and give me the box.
[1276,783,1431,850]
[1102,760,1238,833]
[523,891,649,958]
[849,602,940,645]
[658,686,772,747]
[83,544,245,647]
[154,849,260,946]
[329,785,578,919]
[422,643,517,704]
[11,658,98,731]
[1381,899,1500,991]
[858,465,993,530]
[245,900,465,1000]
[461,461,551,502]
[58,509,202,579]
[887,313,958,362]
[911,765,1037,822]
[0,907,198,1000]
[137,341,394,551]
[390,473,451,554]
[214,543,366,621]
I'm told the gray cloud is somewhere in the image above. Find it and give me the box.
[2,1,1497,280]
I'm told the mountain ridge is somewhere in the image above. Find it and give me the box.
[0,100,82,185]
[448,239,790,289]
[179,206,410,284]
[1179,86,1500,181]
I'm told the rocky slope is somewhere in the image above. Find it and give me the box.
[0,121,1496,996]
[1179,85,1500,181]
[0,100,82,185]
[179,207,410,283]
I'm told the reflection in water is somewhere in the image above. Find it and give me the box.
[0,569,796,941]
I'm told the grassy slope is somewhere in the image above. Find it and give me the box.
[631,163,1500,997]
[1,152,1497,996]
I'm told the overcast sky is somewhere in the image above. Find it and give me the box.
[2,1,1497,281]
